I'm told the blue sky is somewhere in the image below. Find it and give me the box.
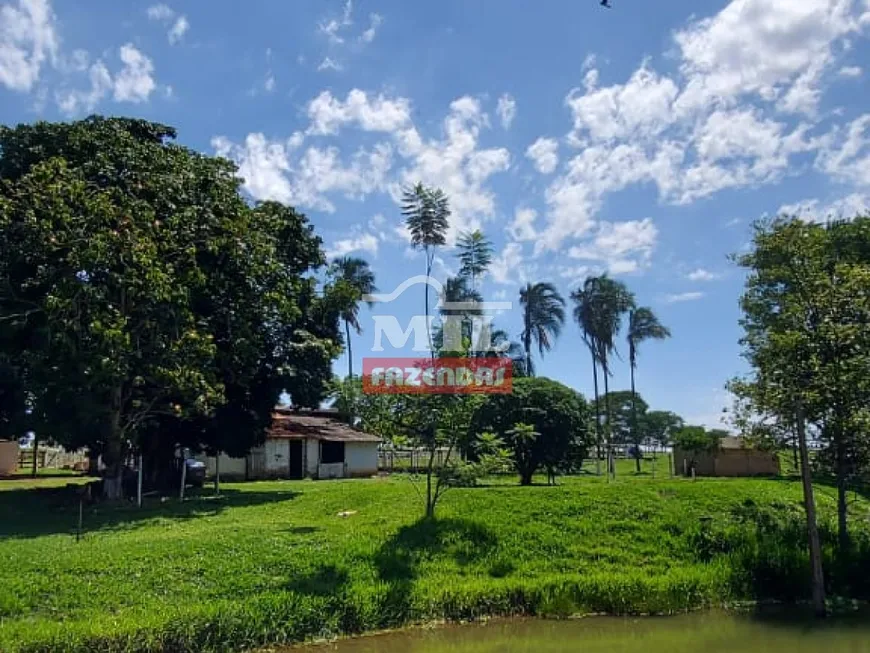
[2,0,870,427]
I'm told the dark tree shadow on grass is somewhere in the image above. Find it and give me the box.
[286,564,350,597]
[371,517,498,626]
[0,486,299,540]
[689,498,870,602]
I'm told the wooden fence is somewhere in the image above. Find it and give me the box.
[18,447,89,472]
[378,448,452,473]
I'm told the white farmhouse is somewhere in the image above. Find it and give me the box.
[199,409,380,481]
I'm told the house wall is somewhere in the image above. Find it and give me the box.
[673,447,779,477]
[345,442,378,477]
[196,453,247,480]
[305,438,319,477]
[714,450,779,477]
[265,439,290,477]
[673,448,716,476]
[0,441,19,475]
[318,462,345,479]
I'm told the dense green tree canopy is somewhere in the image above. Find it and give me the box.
[730,216,870,547]
[0,117,341,492]
[472,377,590,484]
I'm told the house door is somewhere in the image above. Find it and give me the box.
[288,440,304,479]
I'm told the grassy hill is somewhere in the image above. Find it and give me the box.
[1,472,869,652]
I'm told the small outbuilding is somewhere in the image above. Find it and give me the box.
[199,409,381,481]
[0,440,19,476]
[674,435,780,477]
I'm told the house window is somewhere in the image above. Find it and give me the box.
[321,440,345,465]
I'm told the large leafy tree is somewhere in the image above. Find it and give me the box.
[519,282,565,376]
[642,410,683,452]
[328,256,377,379]
[672,425,720,472]
[626,307,670,472]
[601,390,649,455]
[472,377,589,485]
[402,183,450,355]
[731,216,870,554]
[0,117,338,495]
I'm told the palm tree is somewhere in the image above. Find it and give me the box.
[627,307,670,472]
[519,282,565,377]
[571,279,604,470]
[456,229,493,292]
[572,275,634,477]
[328,256,377,379]
[402,183,450,356]
[435,275,482,355]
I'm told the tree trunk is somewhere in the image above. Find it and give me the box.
[214,451,221,496]
[102,387,124,499]
[630,359,641,474]
[30,432,38,478]
[345,319,354,379]
[797,401,826,617]
[590,348,602,475]
[792,437,800,475]
[136,453,143,508]
[422,448,438,518]
[519,469,534,486]
[425,252,434,358]
[835,437,849,553]
[179,452,187,501]
[524,300,533,377]
[602,357,614,478]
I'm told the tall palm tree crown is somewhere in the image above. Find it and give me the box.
[627,307,670,371]
[572,275,635,476]
[627,306,670,471]
[519,282,565,376]
[328,256,377,379]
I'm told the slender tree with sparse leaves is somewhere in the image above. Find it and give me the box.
[456,229,493,292]
[402,183,450,356]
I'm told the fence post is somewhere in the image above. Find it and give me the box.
[137,454,143,508]
[179,456,187,501]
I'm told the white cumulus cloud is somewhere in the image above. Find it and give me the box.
[147,3,189,45]
[779,193,870,221]
[212,132,392,213]
[307,89,412,135]
[113,44,155,103]
[0,0,58,92]
[536,0,869,252]
[526,137,559,174]
[360,13,382,43]
[508,207,538,241]
[325,232,379,259]
[567,218,658,275]
[687,268,721,282]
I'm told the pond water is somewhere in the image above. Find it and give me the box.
[299,611,870,652]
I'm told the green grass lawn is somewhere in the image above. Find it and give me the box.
[1,472,869,652]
